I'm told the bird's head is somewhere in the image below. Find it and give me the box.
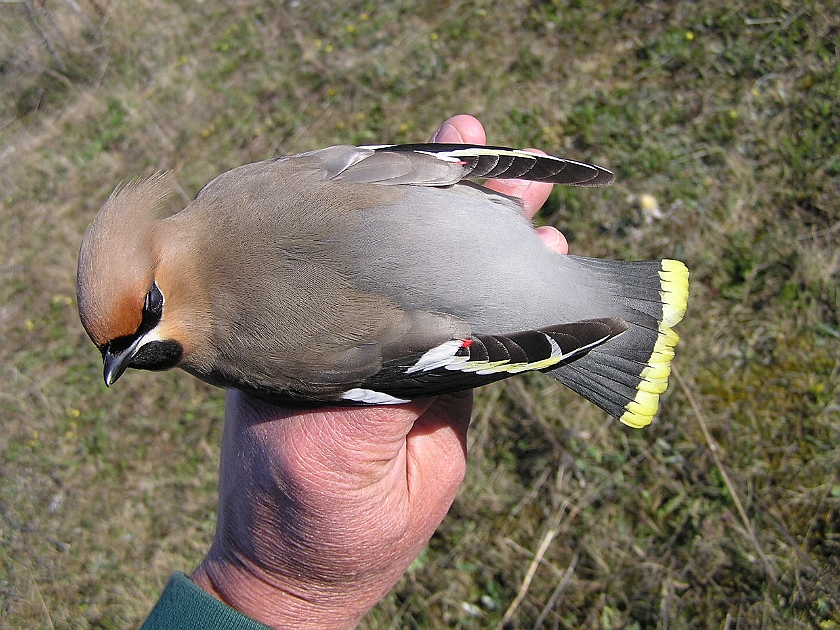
[77,173,185,386]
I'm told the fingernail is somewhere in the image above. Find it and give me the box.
[431,123,463,143]
[537,226,561,247]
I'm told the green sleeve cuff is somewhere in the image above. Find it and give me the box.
[140,572,271,630]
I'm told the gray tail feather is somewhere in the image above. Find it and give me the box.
[548,257,689,427]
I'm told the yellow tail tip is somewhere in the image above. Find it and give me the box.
[660,259,690,328]
[621,259,690,428]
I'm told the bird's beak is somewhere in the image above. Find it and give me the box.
[103,336,144,387]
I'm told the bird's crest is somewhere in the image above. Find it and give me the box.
[77,172,172,346]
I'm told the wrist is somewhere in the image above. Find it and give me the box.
[190,553,381,630]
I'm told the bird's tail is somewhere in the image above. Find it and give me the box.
[547,257,689,428]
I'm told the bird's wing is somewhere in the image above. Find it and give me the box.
[299,143,615,187]
[340,317,628,404]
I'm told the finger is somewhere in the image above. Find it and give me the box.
[228,391,430,468]
[486,179,555,218]
[404,391,471,523]
[430,114,486,145]
[484,148,553,219]
[536,226,569,255]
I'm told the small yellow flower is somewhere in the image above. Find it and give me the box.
[25,319,35,331]
[347,24,356,34]
[49,294,72,310]
[639,194,658,213]
[325,44,333,53]
[430,32,439,41]
[360,12,370,21]
[685,31,695,41]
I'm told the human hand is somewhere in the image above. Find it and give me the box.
[190,391,473,629]
[190,115,563,629]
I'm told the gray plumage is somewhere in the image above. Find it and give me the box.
[77,143,689,427]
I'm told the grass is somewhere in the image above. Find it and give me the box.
[1,0,838,628]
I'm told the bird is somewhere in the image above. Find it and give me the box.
[77,142,689,428]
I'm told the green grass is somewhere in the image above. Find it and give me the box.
[1,0,838,628]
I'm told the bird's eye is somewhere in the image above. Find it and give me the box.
[143,282,163,313]
[144,282,164,317]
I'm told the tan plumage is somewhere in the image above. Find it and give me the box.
[78,173,167,345]
[78,143,688,426]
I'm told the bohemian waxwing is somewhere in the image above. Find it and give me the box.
[77,143,689,428]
